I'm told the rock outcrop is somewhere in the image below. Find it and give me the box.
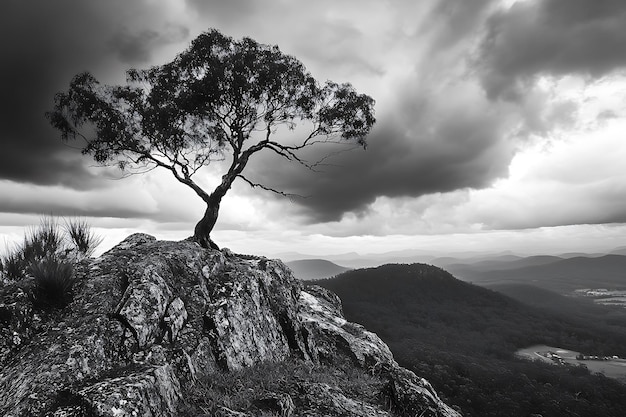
[0,234,460,416]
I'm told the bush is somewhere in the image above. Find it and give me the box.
[28,257,75,309]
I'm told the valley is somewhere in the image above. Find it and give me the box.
[575,288,626,309]
[516,345,626,383]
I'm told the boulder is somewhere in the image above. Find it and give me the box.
[0,234,460,416]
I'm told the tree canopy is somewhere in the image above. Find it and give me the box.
[48,29,376,248]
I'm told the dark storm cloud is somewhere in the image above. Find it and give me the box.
[479,0,626,100]
[0,1,189,189]
[0,1,109,188]
[249,95,514,223]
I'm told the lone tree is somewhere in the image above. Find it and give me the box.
[48,29,375,249]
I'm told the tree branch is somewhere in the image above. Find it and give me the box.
[237,174,307,200]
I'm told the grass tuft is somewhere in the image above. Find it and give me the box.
[64,218,103,257]
[1,248,26,281]
[0,216,102,282]
[28,256,75,309]
[21,216,64,264]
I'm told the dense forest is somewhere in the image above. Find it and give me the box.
[313,263,626,416]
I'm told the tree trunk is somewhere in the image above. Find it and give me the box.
[193,197,221,250]
[191,166,241,250]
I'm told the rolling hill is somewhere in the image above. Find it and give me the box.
[285,259,351,280]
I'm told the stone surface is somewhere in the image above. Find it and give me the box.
[298,285,395,367]
[79,364,181,417]
[0,233,459,416]
[385,365,460,417]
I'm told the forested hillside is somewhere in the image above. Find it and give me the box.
[313,263,626,416]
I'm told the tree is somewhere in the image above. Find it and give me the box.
[47,29,375,249]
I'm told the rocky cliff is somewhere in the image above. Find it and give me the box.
[0,234,460,417]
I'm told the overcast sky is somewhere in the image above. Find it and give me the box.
[2,0,626,258]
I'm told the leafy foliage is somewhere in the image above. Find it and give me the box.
[314,263,626,416]
[47,29,376,246]
[28,257,75,310]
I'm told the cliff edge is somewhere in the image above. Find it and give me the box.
[0,234,460,417]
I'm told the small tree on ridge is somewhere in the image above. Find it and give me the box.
[47,29,376,249]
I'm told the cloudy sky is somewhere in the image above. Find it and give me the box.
[2,0,626,258]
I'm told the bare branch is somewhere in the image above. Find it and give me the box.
[237,174,308,201]
[309,143,363,170]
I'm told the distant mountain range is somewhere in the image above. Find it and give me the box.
[443,254,626,293]
[285,259,351,280]
[277,245,626,270]
[282,246,626,294]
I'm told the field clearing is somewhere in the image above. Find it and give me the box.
[517,345,626,383]
[574,288,626,308]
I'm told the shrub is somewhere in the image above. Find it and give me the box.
[28,256,75,309]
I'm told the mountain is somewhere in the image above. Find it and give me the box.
[0,235,458,417]
[285,259,351,280]
[430,253,524,268]
[313,263,626,417]
[442,255,564,280]
[450,254,626,293]
[275,251,361,263]
[610,246,626,256]
[445,255,563,271]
